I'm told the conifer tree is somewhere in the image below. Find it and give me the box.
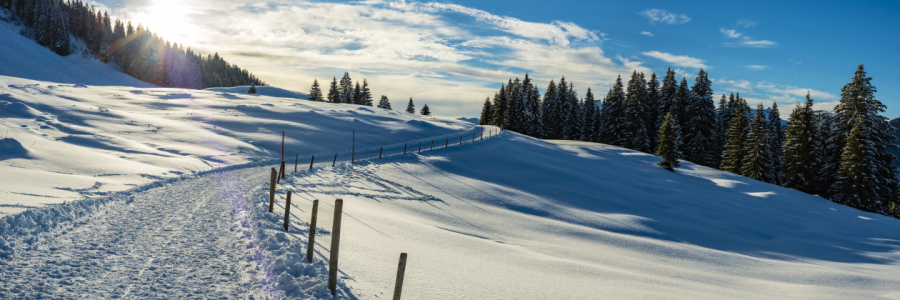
[622,71,649,152]
[582,88,597,142]
[815,114,838,197]
[247,84,257,94]
[564,82,582,141]
[421,104,431,116]
[406,98,415,114]
[656,110,682,172]
[599,76,626,145]
[781,94,818,193]
[657,69,677,130]
[327,77,340,103]
[542,80,560,139]
[741,103,775,182]
[492,84,507,127]
[645,72,661,148]
[352,82,362,105]
[832,117,880,210]
[685,69,719,167]
[523,74,542,138]
[308,79,324,101]
[362,79,373,106]
[339,72,353,103]
[377,95,392,110]
[830,64,899,212]
[479,97,493,125]
[673,78,691,153]
[720,98,750,173]
[767,102,785,184]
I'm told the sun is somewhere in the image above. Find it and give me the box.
[131,0,199,46]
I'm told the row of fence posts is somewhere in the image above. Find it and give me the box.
[283,127,495,175]
[267,126,497,296]
[269,168,409,298]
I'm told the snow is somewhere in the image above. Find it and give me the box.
[2,13,900,299]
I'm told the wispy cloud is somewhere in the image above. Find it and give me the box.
[720,28,777,48]
[755,82,837,102]
[640,9,690,25]
[640,31,654,37]
[737,19,757,28]
[103,0,645,117]
[744,65,769,71]
[642,51,708,69]
[720,28,741,39]
[712,78,753,92]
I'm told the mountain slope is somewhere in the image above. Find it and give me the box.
[0,14,151,87]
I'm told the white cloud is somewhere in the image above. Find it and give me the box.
[744,65,769,71]
[640,31,654,37]
[737,19,757,28]
[737,40,777,48]
[720,28,777,48]
[712,78,753,92]
[640,9,690,25]
[641,51,708,69]
[100,0,643,118]
[720,28,741,39]
[755,81,837,102]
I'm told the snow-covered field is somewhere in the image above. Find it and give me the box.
[2,12,900,299]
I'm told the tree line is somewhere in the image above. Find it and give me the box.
[308,72,432,115]
[479,65,899,218]
[1,0,265,89]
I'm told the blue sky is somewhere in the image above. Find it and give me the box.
[92,0,900,119]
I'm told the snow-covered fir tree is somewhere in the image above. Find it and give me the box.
[685,69,719,167]
[781,94,819,194]
[673,78,691,153]
[352,82,362,105]
[339,72,353,104]
[657,69,678,131]
[645,72,661,149]
[564,82,582,141]
[767,102,785,184]
[741,103,775,183]
[622,71,650,152]
[247,84,257,94]
[542,80,560,139]
[420,104,431,116]
[599,75,626,145]
[830,64,899,213]
[720,97,750,173]
[377,95,392,110]
[581,88,598,142]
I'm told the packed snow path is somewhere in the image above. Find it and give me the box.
[0,168,269,298]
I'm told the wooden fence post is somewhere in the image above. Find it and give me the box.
[278,160,286,183]
[403,144,407,155]
[459,137,462,145]
[283,191,292,231]
[307,199,319,263]
[309,155,315,170]
[393,253,408,300]
[333,153,337,167]
[430,140,433,150]
[418,142,421,153]
[328,199,344,296]
[445,138,448,148]
[269,168,276,212]
[294,154,299,173]
[352,130,355,164]
[379,147,383,159]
